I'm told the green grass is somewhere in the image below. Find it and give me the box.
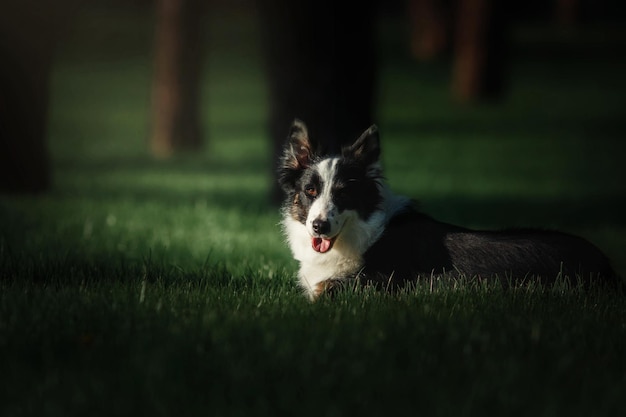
[1,6,626,417]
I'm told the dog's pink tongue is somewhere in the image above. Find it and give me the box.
[312,237,332,253]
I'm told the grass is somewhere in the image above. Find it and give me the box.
[1,6,626,417]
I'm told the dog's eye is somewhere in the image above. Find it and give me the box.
[304,184,318,198]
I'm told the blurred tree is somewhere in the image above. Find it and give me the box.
[150,0,205,157]
[451,0,509,101]
[407,0,509,102]
[409,0,450,60]
[0,1,72,193]
[555,0,579,27]
[258,0,378,204]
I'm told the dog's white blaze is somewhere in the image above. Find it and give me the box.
[307,158,341,237]
[282,155,411,300]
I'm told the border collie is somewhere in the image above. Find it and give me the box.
[278,120,618,300]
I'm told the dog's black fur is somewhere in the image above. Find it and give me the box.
[361,208,618,288]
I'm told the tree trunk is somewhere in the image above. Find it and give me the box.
[408,0,450,61]
[151,0,205,158]
[259,0,377,204]
[451,0,508,102]
[0,2,60,193]
[555,0,579,28]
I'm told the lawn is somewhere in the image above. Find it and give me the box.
[1,5,625,417]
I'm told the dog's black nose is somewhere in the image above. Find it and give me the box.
[312,219,330,236]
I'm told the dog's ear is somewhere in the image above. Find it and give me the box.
[283,119,314,170]
[278,119,315,192]
[342,125,380,166]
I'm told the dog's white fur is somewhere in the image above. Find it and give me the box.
[305,159,343,239]
[281,157,410,300]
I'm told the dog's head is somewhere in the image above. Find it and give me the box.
[278,119,384,254]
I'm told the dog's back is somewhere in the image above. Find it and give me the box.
[362,207,618,288]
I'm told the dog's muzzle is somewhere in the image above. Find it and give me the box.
[311,218,335,253]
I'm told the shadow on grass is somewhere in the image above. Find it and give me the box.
[47,149,626,227]
[54,151,270,177]
[383,115,626,140]
[52,153,275,212]
[48,173,626,229]
[420,194,626,229]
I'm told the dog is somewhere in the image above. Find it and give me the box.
[278,119,619,300]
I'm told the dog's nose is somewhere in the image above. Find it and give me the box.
[312,219,330,236]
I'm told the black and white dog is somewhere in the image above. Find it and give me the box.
[278,120,618,300]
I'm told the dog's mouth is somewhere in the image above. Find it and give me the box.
[312,236,336,253]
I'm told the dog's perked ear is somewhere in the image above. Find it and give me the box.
[282,119,315,170]
[342,125,380,166]
[278,119,315,193]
